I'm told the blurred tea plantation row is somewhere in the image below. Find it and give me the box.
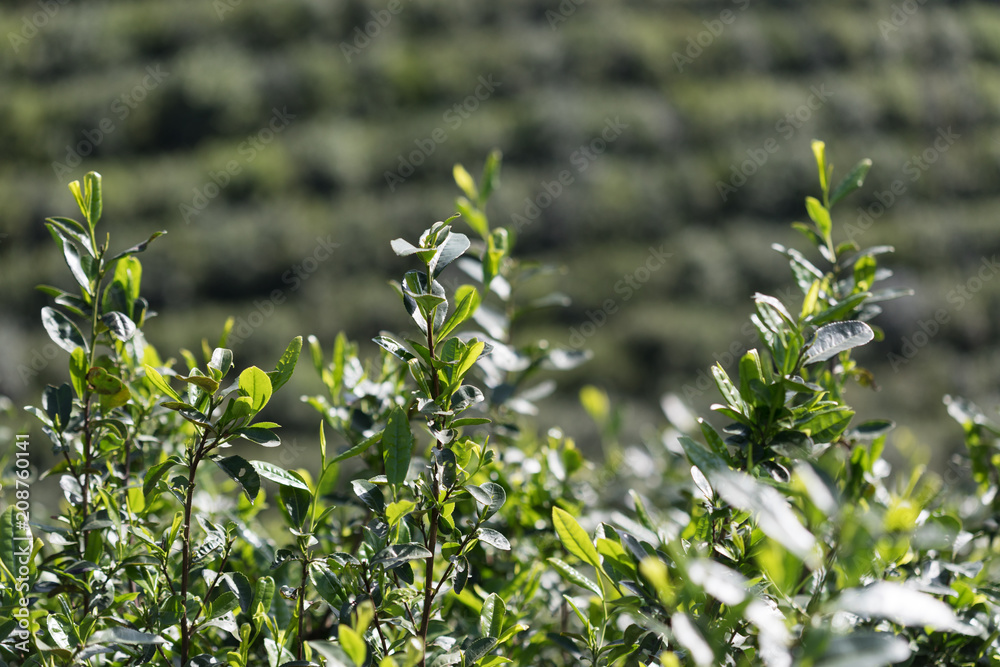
[4,0,1000,459]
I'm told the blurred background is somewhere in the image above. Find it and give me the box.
[2,0,1000,472]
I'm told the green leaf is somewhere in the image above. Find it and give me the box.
[280,483,312,528]
[89,628,165,645]
[829,158,873,207]
[548,558,602,598]
[371,543,432,570]
[143,365,181,401]
[338,624,368,667]
[833,582,977,634]
[679,435,728,476]
[101,312,137,342]
[552,507,600,568]
[84,171,103,225]
[429,232,471,278]
[268,336,302,393]
[465,637,498,665]
[253,575,275,616]
[212,455,260,503]
[454,164,478,202]
[144,457,182,498]
[711,364,747,416]
[250,461,309,491]
[456,197,489,241]
[239,366,272,413]
[310,562,346,607]
[69,347,88,399]
[385,500,416,527]
[332,432,381,463]
[813,632,909,667]
[207,591,240,620]
[351,480,385,514]
[176,373,219,395]
[209,347,233,379]
[480,592,506,639]
[811,141,828,196]
[477,528,511,551]
[437,285,480,338]
[481,482,506,520]
[41,307,88,354]
[373,335,415,362]
[110,230,166,261]
[805,196,832,241]
[479,149,502,203]
[236,427,281,448]
[382,406,414,487]
[43,383,73,431]
[86,368,131,410]
[804,321,874,364]
[710,468,817,564]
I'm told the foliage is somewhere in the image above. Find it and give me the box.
[1,144,999,667]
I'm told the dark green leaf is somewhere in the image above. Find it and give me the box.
[280,484,312,528]
[382,406,413,486]
[110,230,166,261]
[480,592,505,639]
[332,432,381,463]
[41,307,87,354]
[351,480,385,514]
[101,311,136,341]
[371,543,432,569]
[236,427,281,448]
[213,455,260,503]
[144,457,182,498]
[829,158,873,207]
[43,383,73,431]
[373,335,415,362]
[310,562,345,607]
[464,637,498,665]
[89,628,164,645]
[846,419,895,441]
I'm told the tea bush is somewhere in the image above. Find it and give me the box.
[1,143,998,666]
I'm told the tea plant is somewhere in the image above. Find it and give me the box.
[1,144,998,667]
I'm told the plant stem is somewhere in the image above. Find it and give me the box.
[180,428,210,666]
[297,557,307,660]
[418,466,440,667]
